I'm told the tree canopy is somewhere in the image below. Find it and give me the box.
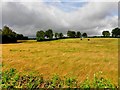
[2,26,17,43]
[82,33,87,38]
[36,29,88,42]
[45,29,53,39]
[102,31,110,37]
[58,33,63,39]
[111,27,120,37]
[1,26,28,43]
[36,30,45,41]
[76,31,81,38]
[67,30,76,38]
[55,33,58,39]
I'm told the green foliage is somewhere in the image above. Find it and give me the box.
[1,25,28,43]
[76,31,81,38]
[92,72,115,88]
[36,29,54,41]
[20,75,44,88]
[16,34,24,40]
[2,26,17,43]
[45,29,53,39]
[67,30,76,38]
[80,72,115,89]
[44,74,64,88]
[36,29,88,42]
[80,77,90,89]
[58,33,63,39]
[2,69,117,89]
[2,68,19,88]
[112,27,120,38]
[36,30,45,41]
[2,26,15,36]
[55,33,58,39]
[0,29,2,34]
[65,77,77,88]
[82,33,87,38]
[2,68,44,88]
[102,31,110,37]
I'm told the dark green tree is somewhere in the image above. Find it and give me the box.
[67,30,76,38]
[76,31,81,38]
[2,25,17,43]
[0,29,2,36]
[58,33,63,39]
[0,29,2,34]
[23,36,28,40]
[45,29,53,39]
[67,31,71,37]
[102,31,110,37]
[16,34,28,40]
[16,34,24,40]
[82,33,87,38]
[111,27,120,37]
[55,33,58,39]
[36,30,45,41]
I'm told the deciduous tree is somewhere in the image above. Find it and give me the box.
[55,33,58,39]
[36,30,45,41]
[45,29,53,39]
[76,31,81,38]
[58,33,63,38]
[112,27,120,37]
[82,33,87,38]
[102,31,110,37]
[67,30,76,38]
[2,26,17,43]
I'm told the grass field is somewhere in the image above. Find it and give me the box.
[2,38,118,85]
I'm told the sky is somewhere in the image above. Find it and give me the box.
[0,0,119,37]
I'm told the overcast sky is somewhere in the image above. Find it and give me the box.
[1,0,119,37]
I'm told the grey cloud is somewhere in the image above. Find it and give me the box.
[2,2,38,26]
[0,2,2,28]
[66,2,118,30]
[2,2,118,36]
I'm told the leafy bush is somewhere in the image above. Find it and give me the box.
[1,68,117,89]
[64,77,77,88]
[2,68,19,88]
[80,72,116,89]
[92,72,115,88]
[44,74,64,88]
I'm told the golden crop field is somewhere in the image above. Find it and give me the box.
[2,38,118,85]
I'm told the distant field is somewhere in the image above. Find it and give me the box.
[2,38,118,85]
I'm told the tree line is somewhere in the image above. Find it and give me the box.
[0,26,28,43]
[36,28,120,41]
[0,25,120,43]
[102,28,120,38]
[36,29,88,41]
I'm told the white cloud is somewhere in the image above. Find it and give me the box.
[2,1,118,36]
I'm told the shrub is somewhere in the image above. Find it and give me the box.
[1,68,117,89]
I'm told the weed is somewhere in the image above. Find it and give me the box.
[2,68,117,89]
